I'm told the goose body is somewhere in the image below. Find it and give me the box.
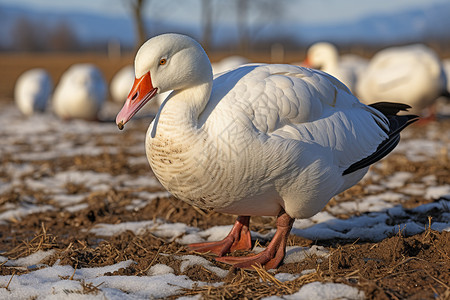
[147,64,386,218]
[14,68,53,116]
[356,44,447,115]
[116,34,417,269]
[53,63,107,120]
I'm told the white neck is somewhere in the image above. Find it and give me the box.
[146,80,216,207]
[150,81,212,138]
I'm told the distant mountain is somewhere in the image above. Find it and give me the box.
[1,2,449,51]
[262,1,450,45]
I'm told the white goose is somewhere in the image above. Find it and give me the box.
[14,68,53,116]
[53,63,107,120]
[304,42,364,93]
[116,34,417,269]
[356,44,447,116]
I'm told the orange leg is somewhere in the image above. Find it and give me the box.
[215,210,294,270]
[188,216,252,256]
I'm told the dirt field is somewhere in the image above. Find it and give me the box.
[0,53,449,299]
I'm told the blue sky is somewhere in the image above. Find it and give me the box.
[0,0,447,25]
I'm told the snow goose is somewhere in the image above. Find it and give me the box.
[304,42,362,92]
[356,44,447,116]
[14,68,53,116]
[116,33,418,269]
[53,63,107,120]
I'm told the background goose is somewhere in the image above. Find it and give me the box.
[14,68,53,116]
[110,65,135,103]
[52,63,107,120]
[116,34,418,269]
[356,44,447,116]
[303,42,365,93]
[211,55,250,75]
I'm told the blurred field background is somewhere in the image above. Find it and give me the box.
[1,0,450,100]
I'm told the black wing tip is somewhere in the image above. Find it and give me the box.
[369,101,414,116]
[342,103,419,176]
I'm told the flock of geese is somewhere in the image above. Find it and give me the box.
[14,41,449,120]
[304,42,449,116]
[13,34,448,269]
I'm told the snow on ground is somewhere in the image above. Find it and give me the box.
[0,259,215,299]
[0,102,449,299]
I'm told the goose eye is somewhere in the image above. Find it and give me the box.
[159,58,167,65]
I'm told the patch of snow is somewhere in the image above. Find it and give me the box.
[381,172,413,189]
[274,273,300,282]
[283,245,329,264]
[401,183,426,196]
[0,259,208,299]
[178,255,228,278]
[90,219,199,241]
[148,264,174,276]
[0,203,54,224]
[90,220,155,236]
[425,185,450,200]
[284,281,364,300]
[4,250,56,267]
[293,200,450,241]
[329,192,407,215]
[52,194,86,207]
[364,184,384,193]
[125,191,171,211]
[65,203,89,213]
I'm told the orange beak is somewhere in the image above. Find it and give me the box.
[116,72,157,130]
[301,57,311,68]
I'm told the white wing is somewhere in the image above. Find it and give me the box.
[200,64,388,172]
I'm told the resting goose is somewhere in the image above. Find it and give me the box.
[110,65,135,103]
[356,44,447,116]
[304,42,363,93]
[53,63,107,120]
[14,68,53,116]
[116,34,418,269]
[212,55,250,75]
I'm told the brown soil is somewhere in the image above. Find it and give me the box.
[0,118,449,299]
[0,54,449,299]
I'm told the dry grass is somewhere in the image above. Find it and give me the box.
[2,222,58,260]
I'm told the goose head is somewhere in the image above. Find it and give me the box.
[116,33,213,129]
[304,42,339,71]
